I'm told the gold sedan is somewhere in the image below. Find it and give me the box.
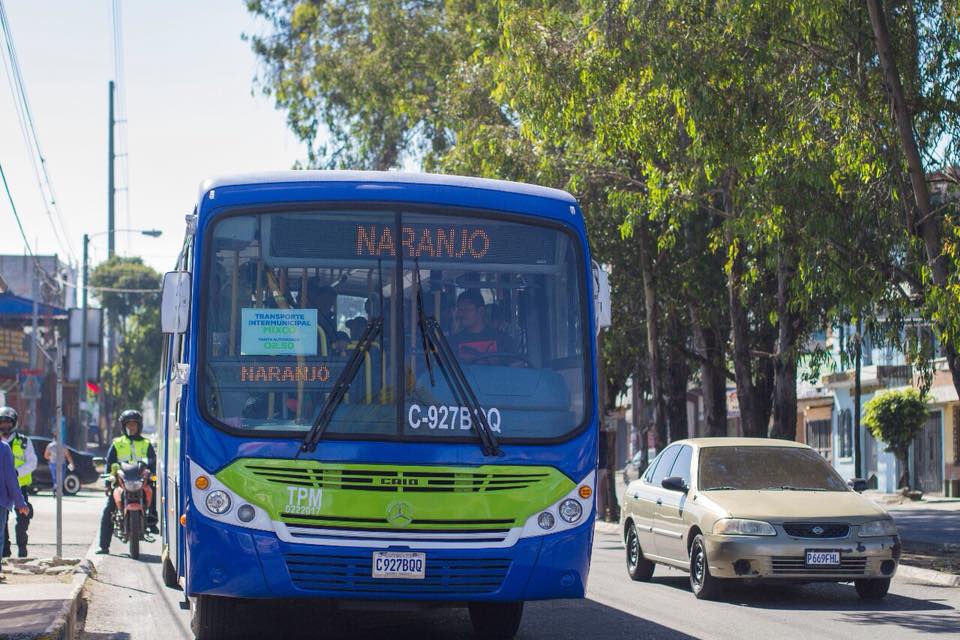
[620,438,900,600]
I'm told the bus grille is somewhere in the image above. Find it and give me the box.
[770,556,867,576]
[245,463,549,493]
[284,552,511,594]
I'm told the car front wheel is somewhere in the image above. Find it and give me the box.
[689,534,723,600]
[855,578,891,600]
[626,523,655,581]
[62,473,82,495]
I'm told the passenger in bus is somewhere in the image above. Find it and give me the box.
[305,280,339,355]
[450,289,517,364]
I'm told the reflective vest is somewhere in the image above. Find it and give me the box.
[10,434,31,487]
[112,435,150,464]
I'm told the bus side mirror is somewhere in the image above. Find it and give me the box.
[592,262,611,333]
[161,271,192,334]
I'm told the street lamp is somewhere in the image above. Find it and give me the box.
[79,228,163,447]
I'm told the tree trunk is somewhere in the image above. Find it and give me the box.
[666,315,690,442]
[637,220,668,451]
[771,246,799,441]
[727,233,760,437]
[866,0,960,404]
[690,311,728,438]
[897,452,910,490]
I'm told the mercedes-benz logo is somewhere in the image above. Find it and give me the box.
[386,501,413,527]
[812,526,825,536]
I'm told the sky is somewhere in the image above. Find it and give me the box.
[0,0,308,284]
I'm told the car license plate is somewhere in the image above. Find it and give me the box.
[805,550,841,566]
[372,552,426,579]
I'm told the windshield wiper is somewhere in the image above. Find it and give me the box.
[764,486,829,491]
[702,486,739,491]
[299,317,383,454]
[414,264,501,457]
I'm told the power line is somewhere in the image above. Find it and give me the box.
[0,160,55,287]
[0,0,78,263]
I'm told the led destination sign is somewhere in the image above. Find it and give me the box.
[208,359,343,389]
[269,217,558,265]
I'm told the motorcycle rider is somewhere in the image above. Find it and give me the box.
[97,410,158,554]
[1,407,35,558]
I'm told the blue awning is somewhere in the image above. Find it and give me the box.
[0,292,68,318]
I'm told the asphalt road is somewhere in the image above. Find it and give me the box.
[79,527,960,640]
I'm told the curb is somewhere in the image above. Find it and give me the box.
[595,520,621,536]
[32,540,100,640]
[896,563,960,588]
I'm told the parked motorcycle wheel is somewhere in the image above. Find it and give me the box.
[127,512,143,559]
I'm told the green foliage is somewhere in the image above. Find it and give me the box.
[89,256,162,410]
[247,0,960,442]
[862,388,929,488]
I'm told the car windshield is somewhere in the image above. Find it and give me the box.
[201,209,589,441]
[698,446,849,491]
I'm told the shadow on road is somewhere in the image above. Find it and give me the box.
[841,610,960,634]
[648,575,955,614]
[193,598,697,640]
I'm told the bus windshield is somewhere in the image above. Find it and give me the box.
[201,209,589,442]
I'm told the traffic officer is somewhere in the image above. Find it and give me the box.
[97,410,158,554]
[0,407,36,558]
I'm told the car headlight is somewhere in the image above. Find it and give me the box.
[713,518,777,536]
[205,490,232,515]
[859,519,898,537]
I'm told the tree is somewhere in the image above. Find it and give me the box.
[89,257,162,421]
[862,389,928,489]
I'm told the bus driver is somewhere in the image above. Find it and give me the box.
[449,289,516,364]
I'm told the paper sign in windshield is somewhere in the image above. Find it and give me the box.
[240,308,318,356]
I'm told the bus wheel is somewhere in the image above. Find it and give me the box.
[190,595,237,640]
[468,601,524,640]
[161,546,180,590]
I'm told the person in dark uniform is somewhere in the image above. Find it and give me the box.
[0,407,35,558]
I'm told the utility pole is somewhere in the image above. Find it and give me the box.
[29,266,39,434]
[79,234,89,449]
[55,335,63,560]
[854,317,863,480]
[107,80,116,259]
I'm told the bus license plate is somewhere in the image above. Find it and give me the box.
[372,552,426,579]
[805,550,841,567]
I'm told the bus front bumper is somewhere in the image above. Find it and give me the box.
[186,513,593,602]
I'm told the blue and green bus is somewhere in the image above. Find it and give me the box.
[157,171,610,639]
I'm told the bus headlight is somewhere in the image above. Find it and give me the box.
[237,504,256,523]
[205,490,232,515]
[559,499,583,523]
[538,512,556,530]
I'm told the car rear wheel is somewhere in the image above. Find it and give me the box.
[689,534,723,600]
[62,473,81,495]
[854,578,891,600]
[626,523,655,581]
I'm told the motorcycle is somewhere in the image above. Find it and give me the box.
[105,461,155,559]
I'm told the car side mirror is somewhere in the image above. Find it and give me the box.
[848,478,867,493]
[661,476,688,493]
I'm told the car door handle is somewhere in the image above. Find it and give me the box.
[656,498,663,506]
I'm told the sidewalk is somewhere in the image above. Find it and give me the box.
[0,490,103,640]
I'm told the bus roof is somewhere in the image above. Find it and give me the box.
[199,171,577,206]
